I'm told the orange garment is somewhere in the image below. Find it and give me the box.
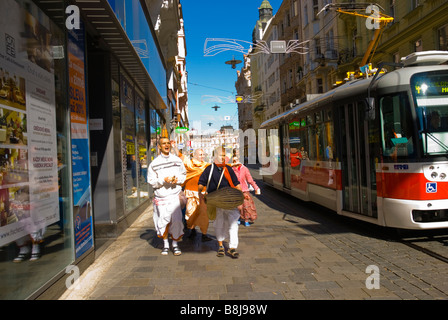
[290,152,301,167]
[215,163,237,188]
[181,155,210,233]
[183,157,209,191]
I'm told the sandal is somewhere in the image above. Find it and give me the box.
[30,252,41,261]
[227,248,239,259]
[173,246,182,256]
[217,246,225,257]
[161,247,169,255]
[13,252,30,263]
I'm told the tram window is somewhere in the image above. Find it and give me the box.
[411,71,448,155]
[307,126,316,160]
[380,94,415,158]
[315,111,322,123]
[325,121,335,160]
[325,110,333,121]
[306,114,314,125]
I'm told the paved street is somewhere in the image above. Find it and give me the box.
[60,167,448,301]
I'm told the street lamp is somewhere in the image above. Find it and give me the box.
[225,56,242,69]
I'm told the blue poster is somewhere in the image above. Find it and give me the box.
[68,21,93,258]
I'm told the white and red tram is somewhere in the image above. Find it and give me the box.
[260,51,448,230]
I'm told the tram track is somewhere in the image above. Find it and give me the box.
[257,176,448,266]
[397,232,448,265]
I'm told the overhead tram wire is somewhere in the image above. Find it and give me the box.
[188,81,236,95]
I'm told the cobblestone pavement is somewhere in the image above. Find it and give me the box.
[60,167,448,301]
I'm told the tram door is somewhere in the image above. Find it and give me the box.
[339,102,376,217]
[280,123,291,189]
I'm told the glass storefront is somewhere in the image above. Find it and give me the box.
[121,73,138,213]
[120,72,152,215]
[0,0,165,299]
[136,89,149,204]
[0,0,74,299]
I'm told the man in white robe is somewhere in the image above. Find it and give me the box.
[147,137,186,256]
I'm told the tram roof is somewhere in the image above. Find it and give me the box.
[260,76,372,128]
[260,64,448,128]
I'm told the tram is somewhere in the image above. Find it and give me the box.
[260,51,448,230]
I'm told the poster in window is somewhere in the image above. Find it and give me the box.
[0,0,59,246]
[68,21,93,258]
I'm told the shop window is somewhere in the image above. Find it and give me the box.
[112,77,124,218]
[136,91,149,204]
[0,0,74,299]
[121,74,138,213]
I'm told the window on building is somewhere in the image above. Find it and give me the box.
[439,24,448,51]
[289,69,293,88]
[293,0,299,17]
[411,0,420,11]
[389,0,395,19]
[304,5,309,25]
[313,0,319,19]
[294,28,299,40]
[317,78,323,93]
[414,39,423,52]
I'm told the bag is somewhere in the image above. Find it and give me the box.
[206,205,217,220]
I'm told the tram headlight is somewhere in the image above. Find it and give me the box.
[440,173,446,180]
[431,172,438,179]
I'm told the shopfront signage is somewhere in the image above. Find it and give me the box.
[175,126,189,134]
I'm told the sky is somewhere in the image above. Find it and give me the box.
[181,0,283,134]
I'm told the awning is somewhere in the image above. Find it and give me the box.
[35,0,167,110]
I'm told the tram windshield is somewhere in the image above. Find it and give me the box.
[380,93,416,158]
[411,71,448,155]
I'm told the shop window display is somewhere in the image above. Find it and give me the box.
[0,0,74,299]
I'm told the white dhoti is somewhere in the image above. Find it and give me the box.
[153,194,184,240]
[214,207,240,248]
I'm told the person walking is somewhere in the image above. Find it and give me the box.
[180,148,211,241]
[147,137,186,256]
[232,156,261,226]
[198,146,244,259]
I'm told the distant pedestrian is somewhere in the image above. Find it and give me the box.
[147,137,186,256]
[198,146,243,258]
[232,156,261,226]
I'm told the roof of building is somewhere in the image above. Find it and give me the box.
[259,0,273,10]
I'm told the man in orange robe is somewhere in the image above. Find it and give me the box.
[180,149,211,241]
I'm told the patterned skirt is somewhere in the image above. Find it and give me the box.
[238,191,257,222]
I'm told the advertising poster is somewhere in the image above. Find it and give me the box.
[68,22,93,258]
[0,0,59,246]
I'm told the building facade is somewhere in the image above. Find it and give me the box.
[250,0,275,132]
[0,0,185,299]
[236,55,253,131]
[247,0,448,126]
